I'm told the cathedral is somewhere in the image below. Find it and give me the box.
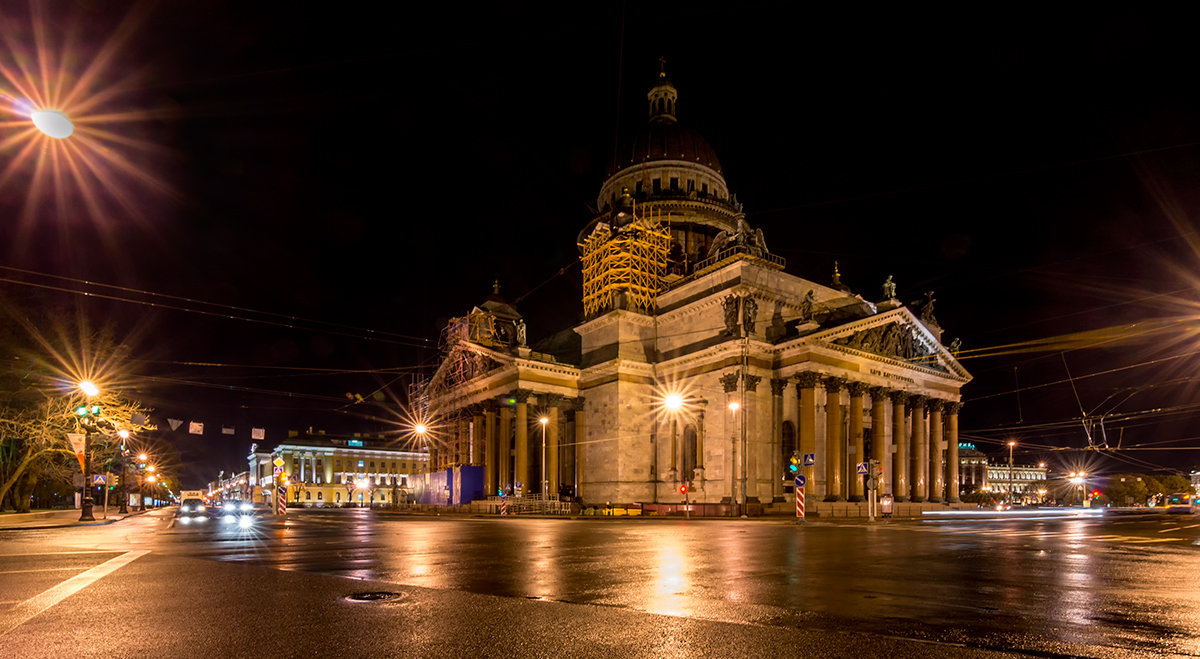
[418,67,971,515]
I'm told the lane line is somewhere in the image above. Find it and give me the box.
[0,550,149,638]
[0,567,83,575]
[0,551,117,558]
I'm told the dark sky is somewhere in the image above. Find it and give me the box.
[2,2,1200,487]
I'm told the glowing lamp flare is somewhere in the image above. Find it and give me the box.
[413,423,427,436]
[664,393,684,411]
[30,109,74,139]
[79,380,100,397]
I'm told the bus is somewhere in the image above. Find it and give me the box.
[1164,492,1198,513]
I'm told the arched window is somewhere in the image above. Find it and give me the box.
[682,424,698,483]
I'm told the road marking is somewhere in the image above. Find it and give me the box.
[0,550,149,638]
[0,551,116,558]
[1158,527,1180,533]
[0,567,85,575]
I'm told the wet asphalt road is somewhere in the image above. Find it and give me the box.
[1,508,1197,657]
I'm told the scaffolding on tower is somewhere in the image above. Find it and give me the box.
[579,203,671,318]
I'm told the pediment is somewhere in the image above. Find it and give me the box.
[425,342,514,395]
[807,308,969,380]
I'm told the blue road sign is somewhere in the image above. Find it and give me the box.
[803,453,815,466]
[92,474,106,485]
[856,462,869,475]
[794,474,806,487]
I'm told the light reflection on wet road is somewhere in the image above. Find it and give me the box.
[162,509,1200,655]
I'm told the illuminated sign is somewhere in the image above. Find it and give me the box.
[348,439,363,447]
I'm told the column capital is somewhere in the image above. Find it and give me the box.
[823,376,845,392]
[889,390,910,405]
[847,381,868,397]
[513,388,533,403]
[869,386,890,403]
[909,394,928,409]
[927,399,944,413]
[793,371,821,388]
[770,378,789,396]
[719,372,740,393]
[744,374,762,392]
[466,403,486,417]
[570,396,587,412]
[481,400,501,412]
[946,401,963,415]
[545,393,565,408]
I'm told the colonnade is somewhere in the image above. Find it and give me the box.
[430,391,585,499]
[784,373,961,503]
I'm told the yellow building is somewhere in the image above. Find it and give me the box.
[247,432,427,508]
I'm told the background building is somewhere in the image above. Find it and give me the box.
[247,431,427,508]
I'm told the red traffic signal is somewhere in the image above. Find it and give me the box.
[679,483,688,494]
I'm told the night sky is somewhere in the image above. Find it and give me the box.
[2,2,1199,487]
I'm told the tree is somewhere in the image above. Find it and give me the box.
[1103,473,1150,507]
[0,386,155,511]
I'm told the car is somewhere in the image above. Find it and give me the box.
[176,498,210,523]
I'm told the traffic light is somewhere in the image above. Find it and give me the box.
[75,404,100,417]
[786,451,800,478]
[679,483,688,495]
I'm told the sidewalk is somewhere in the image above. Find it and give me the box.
[0,507,151,530]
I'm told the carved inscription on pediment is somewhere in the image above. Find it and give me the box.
[833,322,945,371]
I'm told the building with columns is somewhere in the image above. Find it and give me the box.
[419,67,972,513]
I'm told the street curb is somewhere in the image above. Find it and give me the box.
[0,509,150,532]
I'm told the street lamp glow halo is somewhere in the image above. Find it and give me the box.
[78,380,99,397]
[539,416,549,425]
[30,108,74,139]
[664,393,684,411]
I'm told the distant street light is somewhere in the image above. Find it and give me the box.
[76,381,99,522]
[30,108,74,139]
[539,416,549,497]
[1007,441,1016,503]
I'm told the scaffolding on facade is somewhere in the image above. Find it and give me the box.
[579,204,671,318]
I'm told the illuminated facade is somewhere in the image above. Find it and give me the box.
[422,69,972,513]
[985,464,1049,502]
[247,432,427,507]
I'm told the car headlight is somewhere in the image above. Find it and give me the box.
[240,502,252,511]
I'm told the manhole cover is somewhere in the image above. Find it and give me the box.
[344,591,403,602]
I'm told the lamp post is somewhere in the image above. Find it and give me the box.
[117,429,130,514]
[76,380,100,522]
[664,393,684,493]
[728,401,740,517]
[1007,441,1016,503]
[539,416,549,497]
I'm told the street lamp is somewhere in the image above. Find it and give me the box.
[75,381,100,521]
[728,401,740,517]
[539,416,549,497]
[117,429,130,514]
[1069,471,1087,506]
[664,393,684,489]
[30,108,74,139]
[1007,441,1016,503]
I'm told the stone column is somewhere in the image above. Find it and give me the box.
[870,387,889,492]
[514,389,531,495]
[471,407,484,466]
[743,373,761,504]
[771,378,788,502]
[459,416,470,465]
[499,404,512,492]
[695,401,707,487]
[824,376,845,502]
[547,397,561,496]
[795,373,820,496]
[847,382,866,502]
[574,398,586,500]
[946,402,962,503]
[484,404,497,496]
[909,396,928,502]
[928,400,944,503]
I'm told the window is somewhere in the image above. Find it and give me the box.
[391,462,396,470]
[369,461,375,469]
[652,178,661,193]
[669,177,679,191]
[317,492,324,500]
[305,491,311,500]
[357,460,364,468]
[335,459,341,468]
[336,492,341,502]
[635,181,643,195]
[701,183,708,195]
[687,179,695,192]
